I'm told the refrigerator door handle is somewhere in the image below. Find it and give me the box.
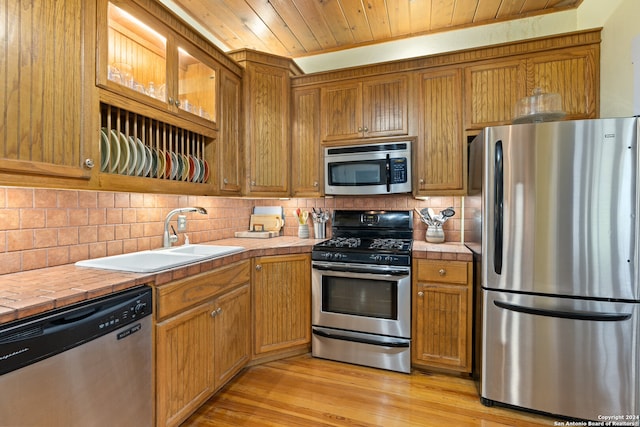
[494,300,632,322]
[494,140,503,275]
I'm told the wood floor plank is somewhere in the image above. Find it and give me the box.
[181,354,556,426]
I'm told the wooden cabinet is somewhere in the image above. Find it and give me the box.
[527,47,599,120]
[155,260,251,427]
[291,87,323,196]
[213,284,251,387]
[99,0,218,127]
[218,69,242,194]
[414,68,464,195]
[230,50,296,197]
[0,0,95,186]
[252,254,311,360]
[465,45,599,130]
[412,259,473,373]
[321,75,409,142]
[465,59,526,129]
[93,0,243,195]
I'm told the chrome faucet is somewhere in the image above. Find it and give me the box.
[163,207,208,248]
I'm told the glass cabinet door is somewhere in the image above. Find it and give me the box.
[107,3,167,103]
[177,48,217,122]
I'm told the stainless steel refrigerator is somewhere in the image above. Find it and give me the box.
[465,117,640,421]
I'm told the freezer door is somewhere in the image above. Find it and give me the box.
[482,290,639,421]
[482,118,639,300]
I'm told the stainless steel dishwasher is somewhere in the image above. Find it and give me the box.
[0,285,153,427]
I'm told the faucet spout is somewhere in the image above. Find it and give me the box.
[163,207,208,247]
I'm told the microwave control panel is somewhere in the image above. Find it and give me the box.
[389,158,408,183]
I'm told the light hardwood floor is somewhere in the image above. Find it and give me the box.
[182,354,557,426]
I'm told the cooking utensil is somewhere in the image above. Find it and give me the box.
[441,207,455,218]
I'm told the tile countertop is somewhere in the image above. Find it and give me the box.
[0,237,471,324]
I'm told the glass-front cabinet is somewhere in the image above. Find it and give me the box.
[93,0,241,194]
[100,1,217,125]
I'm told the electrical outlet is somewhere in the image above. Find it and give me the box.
[177,215,187,231]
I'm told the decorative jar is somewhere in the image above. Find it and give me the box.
[426,224,445,243]
[298,224,309,238]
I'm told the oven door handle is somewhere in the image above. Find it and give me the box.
[312,327,410,348]
[312,263,409,276]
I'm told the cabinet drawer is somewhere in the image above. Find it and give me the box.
[415,260,468,284]
[156,260,250,320]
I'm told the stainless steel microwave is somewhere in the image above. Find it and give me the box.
[324,141,412,195]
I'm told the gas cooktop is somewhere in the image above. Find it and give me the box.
[313,237,412,253]
[311,210,413,266]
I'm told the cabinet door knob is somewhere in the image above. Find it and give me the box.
[255,264,262,271]
[84,158,95,169]
[357,126,363,132]
[439,268,446,276]
[211,309,218,318]
[223,178,229,184]
[419,178,425,184]
[174,99,181,107]
[363,127,368,132]
[313,181,318,187]
[251,180,256,186]
[418,291,424,297]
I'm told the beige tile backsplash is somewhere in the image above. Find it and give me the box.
[0,186,465,275]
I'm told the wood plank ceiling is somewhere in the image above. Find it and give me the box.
[171,0,583,58]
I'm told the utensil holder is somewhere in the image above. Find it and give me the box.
[426,224,445,243]
[313,222,326,239]
[298,224,309,238]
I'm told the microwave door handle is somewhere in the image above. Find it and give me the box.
[385,154,391,192]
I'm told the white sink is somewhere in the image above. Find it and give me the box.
[166,245,244,257]
[75,245,245,273]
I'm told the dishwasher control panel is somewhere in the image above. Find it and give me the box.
[98,288,152,333]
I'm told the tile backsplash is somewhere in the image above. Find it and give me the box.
[0,186,466,275]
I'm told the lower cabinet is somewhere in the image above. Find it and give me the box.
[252,254,311,361]
[155,261,251,427]
[412,259,473,373]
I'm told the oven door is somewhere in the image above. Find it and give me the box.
[311,261,411,338]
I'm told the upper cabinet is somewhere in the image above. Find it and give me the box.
[99,1,217,127]
[415,68,464,196]
[217,69,242,194]
[465,44,599,130]
[0,0,95,186]
[291,87,323,197]
[229,50,299,197]
[93,0,243,195]
[321,75,409,142]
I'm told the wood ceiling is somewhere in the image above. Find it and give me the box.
[171,0,583,58]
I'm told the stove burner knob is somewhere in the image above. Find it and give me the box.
[321,252,332,259]
[332,253,343,260]
[370,254,382,262]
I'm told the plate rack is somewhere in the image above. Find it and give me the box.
[99,103,211,183]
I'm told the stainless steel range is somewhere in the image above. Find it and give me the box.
[311,210,413,373]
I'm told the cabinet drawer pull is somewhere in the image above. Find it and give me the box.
[439,269,447,276]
